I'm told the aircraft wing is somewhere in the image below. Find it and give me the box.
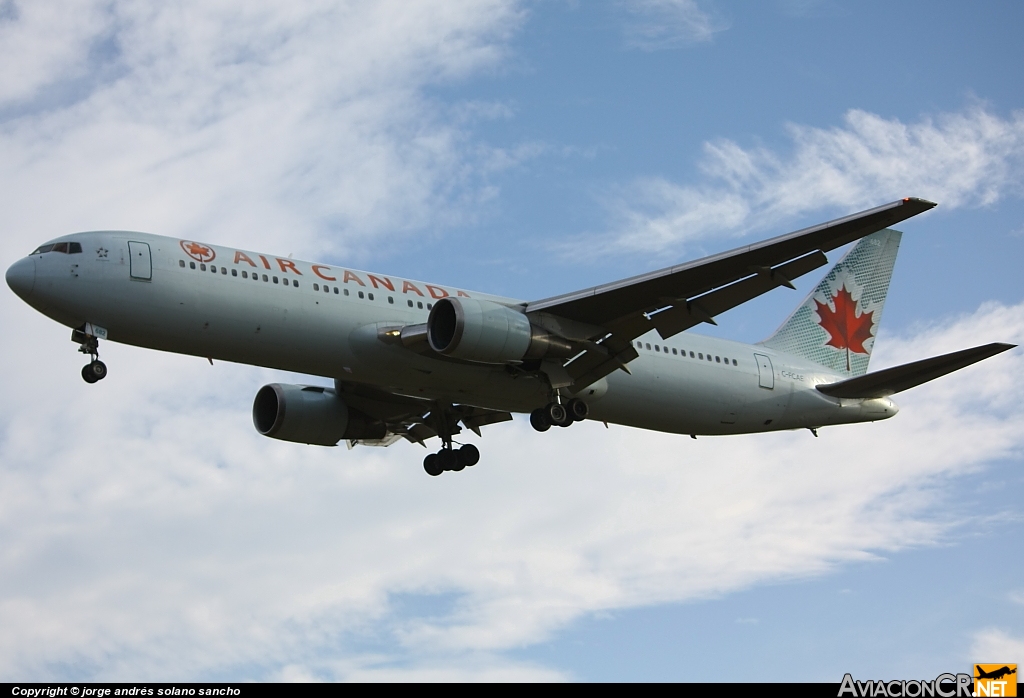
[526,197,937,391]
[333,380,512,447]
[815,342,1015,399]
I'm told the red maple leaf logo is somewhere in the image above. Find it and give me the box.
[815,285,874,356]
[180,240,216,263]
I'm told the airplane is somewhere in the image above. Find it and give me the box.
[975,666,1016,681]
[5,197,1015,476]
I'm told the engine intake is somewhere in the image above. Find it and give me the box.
[253,383,386,446]
[427,297,574,364]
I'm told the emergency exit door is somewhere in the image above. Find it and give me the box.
[754,353,774,389]
[128,241,152,281]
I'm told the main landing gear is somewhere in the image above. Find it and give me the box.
[423,443,480,476]
[530,398,588,432]
[73,327,107,384]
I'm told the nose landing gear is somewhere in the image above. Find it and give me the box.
[81,360,108,384]
[72,325,108,383]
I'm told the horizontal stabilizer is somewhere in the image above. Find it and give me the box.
[815,342,1015,399]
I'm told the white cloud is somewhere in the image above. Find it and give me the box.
[593,107,1024,255]
[0,0,528,263]
[1,288,1020,679]
[970,628,1024,662]
[621,0,726,50]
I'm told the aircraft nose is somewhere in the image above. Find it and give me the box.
[5,256,36,301]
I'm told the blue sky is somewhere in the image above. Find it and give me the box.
[1,0,1022,681]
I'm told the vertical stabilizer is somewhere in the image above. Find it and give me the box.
[759,229,902,377]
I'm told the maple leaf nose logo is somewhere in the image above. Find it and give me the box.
[814,285,875,371]
[180,240,216,263]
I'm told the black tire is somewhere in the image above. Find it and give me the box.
[423,453,443,476]
[438,448,460,472]
[81,365,98,384]
[88,360,107,381]
[567,398,589,422]
[530,409,551,432]
[546,402,572,428]
[458,444,480,467]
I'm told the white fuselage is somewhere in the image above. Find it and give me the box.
[9,231,899,437]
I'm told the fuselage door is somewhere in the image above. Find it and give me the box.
[128,241,152,281]
[754,353,774,389]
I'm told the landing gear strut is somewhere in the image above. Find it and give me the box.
[530,398,588,432]
[422,406,481,476]
[73,327,108,384]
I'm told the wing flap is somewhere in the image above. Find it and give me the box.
[815,343,1015,399]
[650,250,828,339]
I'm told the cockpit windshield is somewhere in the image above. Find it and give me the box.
[31,242,82,255]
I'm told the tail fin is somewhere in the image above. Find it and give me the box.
[759,229,902,377]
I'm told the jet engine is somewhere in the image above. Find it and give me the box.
[427,297,574,364]
[252,383,386,446]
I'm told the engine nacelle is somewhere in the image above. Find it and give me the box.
[252,384,386,446]
[427,297,574,364]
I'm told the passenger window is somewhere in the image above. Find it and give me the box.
[221,267,227,274]
[231,269,237,277]
[732,359,738,366]
[388,296,394,304]
[418,302,423,309]
[211,266,217,273]
[179,260,185,268]
[190,262,196,269]
[273,276,279,284]
[358,291,364,299]
[672,348,677,355]
[262,274,268,282]
[645,343,651,350]
[368,293,374,301]
[698,353,703,359]
[715,356,720,363]
[344,289,350,296]
[408,300,414,307]
[333,287,338,294]
[69,242,82,254]
[655,345,660,352]
[200,264,206,271]
[427,303,432,310]
[293,280,299,287]
[313,283,319,291]
[708,355,712,361]
[689,351,695,358]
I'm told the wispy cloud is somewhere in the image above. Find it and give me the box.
[1,295,1020,679]
[0,0,529,263]
[970,628,1024,662]
[621,0,727,50]
[590,107,1024,256]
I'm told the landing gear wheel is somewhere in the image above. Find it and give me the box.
[424,453,443,476]
[438,448,460,472]
[458,444,480,467]
[546,402,572,428]
[530,408,551,432]
[82,360,107,383]
[567,398,588,422]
